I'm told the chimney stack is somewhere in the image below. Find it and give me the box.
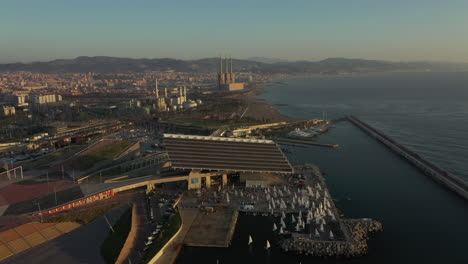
[155,79,159,99]
[220,56,223,74]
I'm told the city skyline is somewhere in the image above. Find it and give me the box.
[2,0,468,63]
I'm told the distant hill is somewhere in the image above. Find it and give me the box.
[247,57,289,64]
[0,56,466,73]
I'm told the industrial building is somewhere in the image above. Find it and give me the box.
[163,134,293,189]
[30,94,62,104]
[218,56,244,91]
[0,106,16,116]
[154,79,202,111]
[7,94,28,107]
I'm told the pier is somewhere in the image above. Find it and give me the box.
[275,137,339,148]
[347,115,468,201]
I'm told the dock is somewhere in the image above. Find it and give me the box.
[274,137,339,148]
[183,208,238,248]
[347,115,468,201]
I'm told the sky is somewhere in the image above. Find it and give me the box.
[1,0,468,63]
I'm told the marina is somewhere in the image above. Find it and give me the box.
[178,164,381,258]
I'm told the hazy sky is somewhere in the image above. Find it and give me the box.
[1,0,468,63]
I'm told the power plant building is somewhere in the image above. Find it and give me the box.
[154,79,200,112]
[218,56,244,91]
[30,94,62,104]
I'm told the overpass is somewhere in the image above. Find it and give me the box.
[31,174,190,216]
[112,175,189,193]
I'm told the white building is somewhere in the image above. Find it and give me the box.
[1,106,16,116]
[30,94,62,104]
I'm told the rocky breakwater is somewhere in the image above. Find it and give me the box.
[278,218,382,257]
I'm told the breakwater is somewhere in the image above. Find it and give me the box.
[347,115,468,201]
[279,218,382,257]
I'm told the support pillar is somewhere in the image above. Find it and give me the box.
[222,174,228,186]
[206,176,211,188]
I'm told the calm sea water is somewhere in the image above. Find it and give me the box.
[176,72,468,264]
[265,72,468,181]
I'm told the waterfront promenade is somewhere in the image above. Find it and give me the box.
[152,209,198,264]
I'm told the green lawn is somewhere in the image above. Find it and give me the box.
[84,166,126,183]
[165,118,260,129]
[101,206,133,264]
[72,141,132,171]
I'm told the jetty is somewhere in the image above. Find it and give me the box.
[275,137,339,148]
[347,115,468,201]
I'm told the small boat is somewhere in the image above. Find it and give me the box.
[265,240,271,250]
[280,218,286,229]
[248,235,253,245]
[273,223,277,231]
[315,228,320,238]
[329,230,334,239]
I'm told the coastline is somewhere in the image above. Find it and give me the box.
[232,79,299,123]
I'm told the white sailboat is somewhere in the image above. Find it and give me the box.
[329,230,334,239]
[315,228,320,238]
[273,223,277,231]
[280,218,286,229]
[265,240,271,249]
[248,235,253,245]
[291,214,296,223]
[279,227,284,234]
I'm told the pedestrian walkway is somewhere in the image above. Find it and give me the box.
[0,221,81,261]
[153,209,198,264]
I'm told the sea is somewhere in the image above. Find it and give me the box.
[176,72,468,264]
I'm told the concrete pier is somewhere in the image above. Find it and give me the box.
[275,138,339,148]
[347,115,468,201]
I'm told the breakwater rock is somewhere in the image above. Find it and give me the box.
[278,218,382,257]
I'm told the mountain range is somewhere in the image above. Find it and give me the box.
[0,56,466,73]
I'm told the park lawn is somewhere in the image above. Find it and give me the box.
[100,206,133,264]
[72,141,132,171]
[165,118,259,129]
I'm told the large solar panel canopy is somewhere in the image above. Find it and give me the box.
[163,134,294,174]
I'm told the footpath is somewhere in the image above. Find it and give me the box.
[153,209,198,264]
